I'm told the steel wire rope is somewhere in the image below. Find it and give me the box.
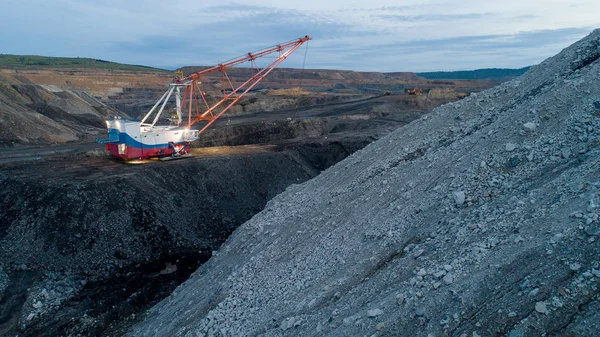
[292,40,310,119]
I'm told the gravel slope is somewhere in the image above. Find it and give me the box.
[0,72,125,145]
[130,29,600,337]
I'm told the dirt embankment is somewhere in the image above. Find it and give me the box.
[0,79,436,336]
[0,64,468,147]
[3,66,493,119]
[0,72,126,146]
[0,132,373,336]
[127,29,600,337]
[0,54,509,337]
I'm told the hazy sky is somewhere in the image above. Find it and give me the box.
[1,0,598,72]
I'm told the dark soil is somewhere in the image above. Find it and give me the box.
[16,253,210,337]
[0,92,450,336]
[0,137,375,337]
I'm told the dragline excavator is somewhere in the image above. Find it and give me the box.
[97,36,311,160]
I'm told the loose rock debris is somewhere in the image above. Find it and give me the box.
[130,30,600,336]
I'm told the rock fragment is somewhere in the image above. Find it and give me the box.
[584,225,600,236]
[523,122,536,131]
[526,151,534,161]
[343,316,355,326]
[505,143,518,152]
[396,294,405,305]
[535,301,548,314]
[570,263,581,271]
[507,329,525,337]
[442,273,454,285]
[412,249,425,258]
[528,287,540,297]
[452,191,466,205]
[280,317,296,331]
[367,309,383,318]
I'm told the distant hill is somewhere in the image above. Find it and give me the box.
[0,54,167,72]
[416,67,531,81]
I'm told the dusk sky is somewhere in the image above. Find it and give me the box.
[1,0,599,72]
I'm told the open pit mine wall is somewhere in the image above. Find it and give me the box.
[129,30,600,336]
[0,139,369,281]
[0,72,127,145]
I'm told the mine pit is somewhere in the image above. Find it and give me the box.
[0,56,491,336]
[14,253,210,337]
[0,120,380,336]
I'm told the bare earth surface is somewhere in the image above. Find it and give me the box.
[0,39,548,337]
[128,30,600,337]
[0,76,448,335]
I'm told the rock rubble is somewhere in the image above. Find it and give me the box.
[130,29,600,337]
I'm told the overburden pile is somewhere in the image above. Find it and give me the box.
[0,73,124,145]
[131,30,600,336]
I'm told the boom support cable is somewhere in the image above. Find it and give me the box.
[140,35,311,140]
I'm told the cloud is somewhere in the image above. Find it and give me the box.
[0,1,599,71]
[308,27,594,71]
[378,12,495,23]
[372,27,591,53]
[107,4,360,69]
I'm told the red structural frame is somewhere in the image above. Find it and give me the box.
[180,35,311,136]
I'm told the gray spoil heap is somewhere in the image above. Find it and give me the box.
[130,30,600,336]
